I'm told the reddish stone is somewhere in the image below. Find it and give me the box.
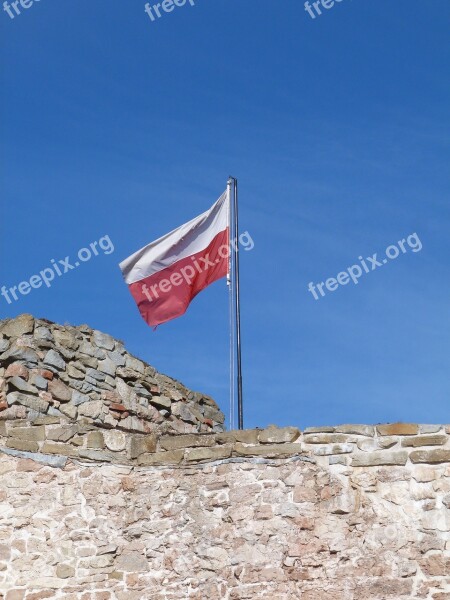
[294,516,315,530]
[5,590,25,600]
[11,539,25,553]
[39,391,52,403]
[203,418,214,427]
[102,391,121,403]
[420,555,450,577]
[5,363,29,380]
[0,401,8,412]
[27,591,54,600]
[121,477,135,491]
[34,369,54,381]
[120,411,130,420]
[110,403,127,412]
[17,459,41,472]
[150,385,160,395]
[48,379,71,402]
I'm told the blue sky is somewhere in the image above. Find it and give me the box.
[1,0,449,429]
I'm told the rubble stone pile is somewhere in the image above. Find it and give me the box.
[0,314,225,445]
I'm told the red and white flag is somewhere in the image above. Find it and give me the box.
[119,190,230,328]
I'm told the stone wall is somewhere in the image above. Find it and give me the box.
[1,315,449,599]
[0,314,225,436]
[1,423,449,599]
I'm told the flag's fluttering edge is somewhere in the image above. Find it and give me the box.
[119,191,230,328]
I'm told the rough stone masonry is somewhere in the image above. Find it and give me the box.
[0,315,449,599]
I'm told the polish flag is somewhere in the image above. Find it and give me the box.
[119,190,230,328]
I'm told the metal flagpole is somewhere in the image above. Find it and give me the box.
[228,176,244,430]
[226,178,235,431]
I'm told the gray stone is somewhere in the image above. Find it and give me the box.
[304,434,352,444]
[6,426,45,442]
[85,368,106,382]
[104,430,127,452]
[258,426,301,444]
[0,446,67,468]
[78,400,104,419]
[0,405,27,419]
[234,443,304,457]
[0,345,39,366]
[145,365,156,378]
[314,443,354,456]
[150,395,171,410]
[0,314,34,338]
[35,326,54,343]
[8,376,38,395]
[47,426,78,442]
[134,384,152,399]
[419,425,443,434]
[116,378,136,404]
[216,430,260,445]
[303,426,336,434]
[87,431,105,449]
[56,564,75,579]
[59,404,77,419]
[105,375,116,388]
[6,438,39,452]
[79,341,106,359]
[85,376,113,390]
[357,438,398,452]
[78,449,114,462]
[0,340,9,353]
[43,349,66,371]
[116,367,141,380]
[125,356,145,374]
[138,449,184,466]
[108,351,126,367]
[115,552,148,572]
[172,403,198,424]
[128,435,157,459]
[47,406,64,418]
[72,391,90,406]
[401,435,447,448]
[7,391,49,413]
[41,442,78,457]
[98,357,116,377]
[32,415,61,425]
[185,445,233,462]
[67,364,85,379]
[93,330,115,351]
[410,450,450,464]
[77,354,98,369]
[160,434,216,451]
[53,345,75,361]
[329,456,348,465]
[120,416,147,433]
[352,451,409,467]
[30,375,48,390]
[335,425,375,437]
[203,404,225,424]
[53,329,79,350]
[71,380,96,395]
